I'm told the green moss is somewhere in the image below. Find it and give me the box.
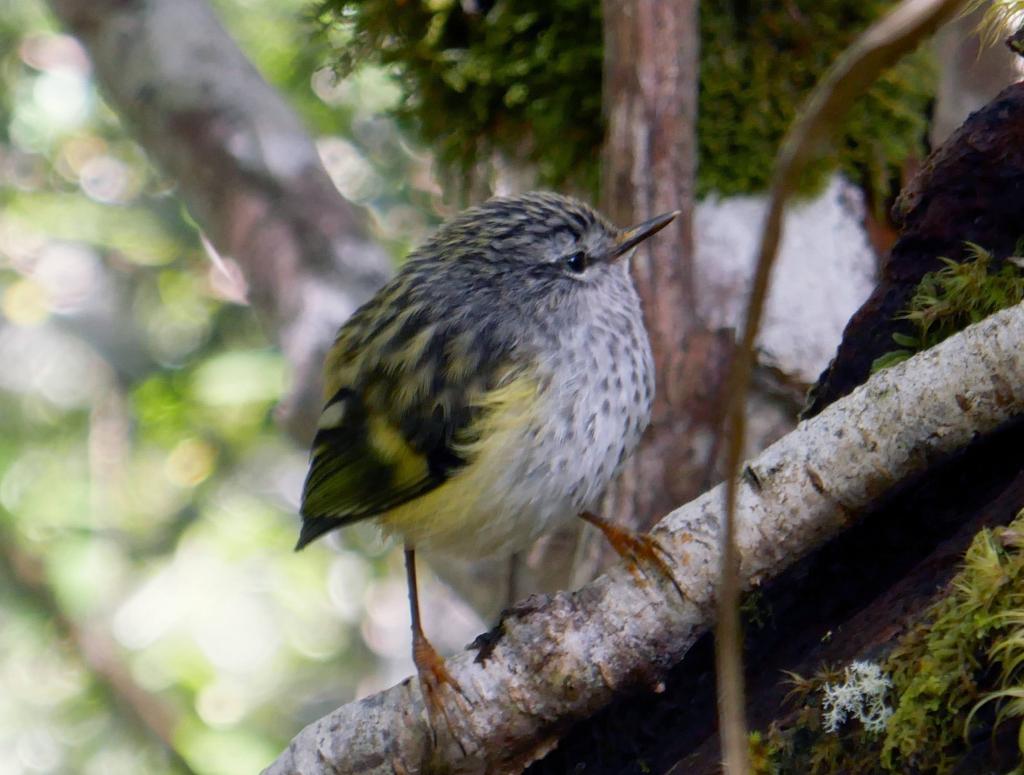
[752,513,1024,773]
[315,1,935,200]
[749,729,782,774]
[697,2,935,199]
[741,588,775,633]
[871,243,1024,373]
[315,0,603,196]
[881,519,1024,771]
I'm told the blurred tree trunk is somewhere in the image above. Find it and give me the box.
[601,0,706,523]
[536,0,800,593]
[575,0,734,579]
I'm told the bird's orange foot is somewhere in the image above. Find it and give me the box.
[580,511,685,599]
[413,633,471,751]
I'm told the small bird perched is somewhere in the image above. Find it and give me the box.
[297,191,677,717]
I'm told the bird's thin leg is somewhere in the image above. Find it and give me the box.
[578,512,684,599]
[404,547,468,745]
[505,552,522,609]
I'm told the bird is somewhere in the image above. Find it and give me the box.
[296,191,679,723]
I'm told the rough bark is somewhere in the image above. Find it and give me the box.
[262,298,1024,775]
[46,0,393,444]
[674,458,1024,774]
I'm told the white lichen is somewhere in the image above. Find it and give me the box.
[821,661,893,735]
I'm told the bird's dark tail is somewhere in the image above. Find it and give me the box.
[294,515,362,550]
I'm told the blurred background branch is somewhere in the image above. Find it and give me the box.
[46,0,393,444]
[0,517,197,775]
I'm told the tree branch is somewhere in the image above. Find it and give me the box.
[45,0,393,443]
[262,293,1024,774]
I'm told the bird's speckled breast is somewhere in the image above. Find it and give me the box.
[539,277,655,514]
[403,266,654,558]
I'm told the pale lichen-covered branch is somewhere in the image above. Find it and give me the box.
[46,0,393,442]
[263,300,1024,775]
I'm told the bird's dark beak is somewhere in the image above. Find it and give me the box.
[609,210,680,261]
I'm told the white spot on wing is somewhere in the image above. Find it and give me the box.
[318,401,347,430]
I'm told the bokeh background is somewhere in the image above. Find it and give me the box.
[0,2,482,773]
[2,0,1021,773]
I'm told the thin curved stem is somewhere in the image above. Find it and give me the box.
[716,1,966,772]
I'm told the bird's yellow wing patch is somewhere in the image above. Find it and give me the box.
[378,372,542,550]
[297,276,535,549]
[297,369,540,550]
[297,386,438,547]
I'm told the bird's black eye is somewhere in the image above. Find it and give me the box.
[564,250,588,273]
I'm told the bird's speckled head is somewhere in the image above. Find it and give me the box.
[324,191,679,395]
[403,192,675,308]
[424,192,615,272]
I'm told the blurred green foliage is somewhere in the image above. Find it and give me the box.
[0,2,470,774]
[317,0,936,199]
[699,1,936,199]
